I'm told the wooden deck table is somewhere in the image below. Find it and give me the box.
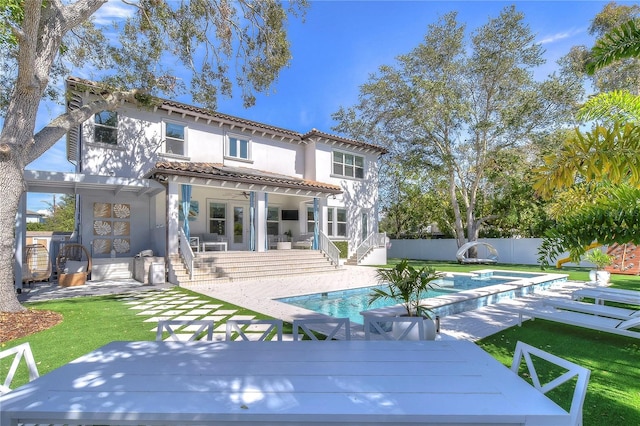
[0,340,570,425]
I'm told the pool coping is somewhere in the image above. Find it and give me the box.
[360,270,569,318]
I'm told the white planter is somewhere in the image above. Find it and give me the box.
[391,318,437,341]
[589,270,611,286]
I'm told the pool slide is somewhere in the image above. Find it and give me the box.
[555,242,601,269]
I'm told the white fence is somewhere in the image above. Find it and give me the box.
[389,238,586,266]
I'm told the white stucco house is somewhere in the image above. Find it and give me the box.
[15,77,388,286]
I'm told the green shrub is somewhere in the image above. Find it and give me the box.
[334,241,348,258]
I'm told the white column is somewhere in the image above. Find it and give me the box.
[167,181,180,255]
[14,193,26,289]
[255,191,267,252]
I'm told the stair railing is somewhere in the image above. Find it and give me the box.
[178,228,195,280]
[355,232,387,264]
[317,230,340,267]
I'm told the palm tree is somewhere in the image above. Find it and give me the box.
[536,19,640,266]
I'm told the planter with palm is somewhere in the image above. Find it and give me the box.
[584,248,613,286]
[369,259,443,340]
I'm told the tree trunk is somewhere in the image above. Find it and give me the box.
[0,159,26,312]
[449,170,466,248]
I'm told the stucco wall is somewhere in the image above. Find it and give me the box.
[80,193,159,258]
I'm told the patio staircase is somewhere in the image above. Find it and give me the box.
[169,249,339,287]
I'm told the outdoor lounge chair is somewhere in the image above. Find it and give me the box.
[519,307,640,339]
[572,287,640,306]
[543,298,640,320]
[511,341,590,426]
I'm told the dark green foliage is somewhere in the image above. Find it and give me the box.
[587,19,640,74]
[370,259,442,318]
[334,241,348,258]
[537,184,640,268]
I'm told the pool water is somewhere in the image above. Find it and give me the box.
[276,272,538,325]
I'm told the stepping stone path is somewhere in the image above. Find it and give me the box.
[117,288,292,341]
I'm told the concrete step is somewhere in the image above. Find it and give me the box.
[169,250,337,286]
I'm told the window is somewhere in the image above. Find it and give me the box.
[94,111,118,145]
[165,122,185,155]
[327,209,334,237]
[336,208,347,237]
[333,151,364,179]
[307,206,314,233]
[267,207,280,235]
[209,202,226,235]
[227,136,250,160]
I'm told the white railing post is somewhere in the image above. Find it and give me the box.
[317,231,340,267]
[178,229,195,280]
[355,232,387,264]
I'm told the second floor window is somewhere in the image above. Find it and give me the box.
[165,122,185,155]
[228,136,250,160]
[94,111,118,145]
[333,151,364,179]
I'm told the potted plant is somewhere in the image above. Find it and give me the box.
[584,248,613,286]
[369,259,443,340]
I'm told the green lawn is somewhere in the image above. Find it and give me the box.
[2,262,640,425]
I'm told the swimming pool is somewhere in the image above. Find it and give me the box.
[276,269,568,325]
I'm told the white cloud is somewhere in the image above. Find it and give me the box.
[93,1,135,26]
[538,28,585,45]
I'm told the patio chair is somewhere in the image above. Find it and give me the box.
[56,243,91,287]
[544,298,640,320]
[156,319,215,341]
[225,319,283,341]
[364,316,426,340]
[1,343,40,395]
[511,341,590,426]
[292,318,351,341]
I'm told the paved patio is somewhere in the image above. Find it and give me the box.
[17,265,591,341]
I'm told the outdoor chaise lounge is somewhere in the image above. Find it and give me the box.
[519,307,640,339]
[544,298,640,320]
[572,287,640,306]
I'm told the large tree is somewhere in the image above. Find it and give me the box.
[0,0,306,312]
[333,7,580,251]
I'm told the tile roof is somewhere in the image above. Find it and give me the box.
[66,77,387,154]
[149,162,343,194]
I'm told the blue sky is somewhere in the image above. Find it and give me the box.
[25,0,632,212]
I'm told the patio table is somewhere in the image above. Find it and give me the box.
[0,340,570,425]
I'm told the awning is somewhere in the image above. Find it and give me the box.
[24,170,165,196]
